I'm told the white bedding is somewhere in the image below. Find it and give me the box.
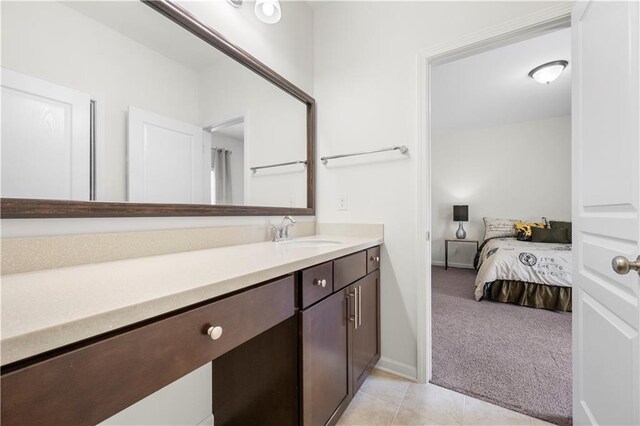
[474,237,572,301]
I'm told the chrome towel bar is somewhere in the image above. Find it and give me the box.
[321,145,408,165]
[250,160,307,174]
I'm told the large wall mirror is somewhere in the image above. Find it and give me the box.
[0,0,315,218]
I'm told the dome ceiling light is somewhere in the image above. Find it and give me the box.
[528,60,569,85]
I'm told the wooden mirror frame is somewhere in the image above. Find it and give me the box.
[0,0,315,219]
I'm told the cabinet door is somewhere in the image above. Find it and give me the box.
[301,289,350,426]
[351,270,380,393]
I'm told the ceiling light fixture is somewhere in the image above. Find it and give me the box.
[255,0,281,24]
[528,60,569,85]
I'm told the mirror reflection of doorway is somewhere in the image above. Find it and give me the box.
[205,117,245,206]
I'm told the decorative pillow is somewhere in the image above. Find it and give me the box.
[514,221,546,241]
[483,218,519,240]
[531,227,571,244]
[550,221,572,243]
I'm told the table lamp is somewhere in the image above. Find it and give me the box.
[453,205,468,239]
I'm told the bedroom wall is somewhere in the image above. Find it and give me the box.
[431,115,572,268]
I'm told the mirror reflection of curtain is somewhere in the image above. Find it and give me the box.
[212,148,232,204]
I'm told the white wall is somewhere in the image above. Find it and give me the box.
[431,116,572,268]
[313,1,571,378]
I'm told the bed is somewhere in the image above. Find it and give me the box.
[473,229,573,312]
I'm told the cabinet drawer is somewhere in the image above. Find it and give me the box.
[367,246,381,274]
[334,251,367,292]
[301,261,334,308]
[1,275,295,426]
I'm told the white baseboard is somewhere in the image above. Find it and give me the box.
[375,357,418,382]
[431,260,474,270]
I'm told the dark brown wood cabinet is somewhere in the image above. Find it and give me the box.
[1,245,382,426]
[1,275,295,426]
[300,247,381,426]
[334,251,367,291]
[212,316,299,426]
[301,289,350,426]
[351,270,381,394]
[301,261,334,309]
[366,246,381,274]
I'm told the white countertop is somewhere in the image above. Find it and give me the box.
[1,235,382,366]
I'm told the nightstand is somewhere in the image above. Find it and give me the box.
[445,239,479,270]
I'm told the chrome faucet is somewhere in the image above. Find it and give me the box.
[272,216,296,242]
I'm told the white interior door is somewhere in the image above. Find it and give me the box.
[128,107,204,203]
[1,68,90,200]
[572,2,639,425]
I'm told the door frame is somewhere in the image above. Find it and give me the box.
[415,3,573,383]
[90,94,107,201]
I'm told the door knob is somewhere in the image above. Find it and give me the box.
[612,255,640,275]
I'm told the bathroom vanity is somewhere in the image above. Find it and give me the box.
[0,0,381,423]
[0,237,382,425]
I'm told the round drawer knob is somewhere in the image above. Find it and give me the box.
[371,256,380,262]
[314,278,327,288]
[207,325,223,340]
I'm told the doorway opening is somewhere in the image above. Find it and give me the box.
[430,27,572,425]
[416,5,573,426]
[205,116,246,206]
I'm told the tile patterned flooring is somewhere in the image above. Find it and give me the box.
[336,369,554,426]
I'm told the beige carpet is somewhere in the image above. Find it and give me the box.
[431,266,572,425]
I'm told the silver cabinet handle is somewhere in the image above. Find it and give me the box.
[358,285,362,326]
[612,255,640,275]
[207,325,223,340]
[314,278,327,288]
[370,255,380,262]
[349,287,359,330]
[355,286,359,329]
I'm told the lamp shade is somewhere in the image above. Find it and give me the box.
[453,205,468,222]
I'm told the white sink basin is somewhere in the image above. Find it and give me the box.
[278,239,342,248]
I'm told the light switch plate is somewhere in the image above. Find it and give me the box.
[338,194,347,210]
